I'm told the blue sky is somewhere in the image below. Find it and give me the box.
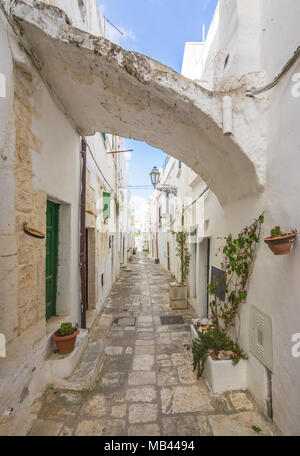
[97,0,218,200]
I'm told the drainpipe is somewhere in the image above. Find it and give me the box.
[222,95,233,135]
[155,194,159,264]
[266,368,273,419]
[80,138,87,329]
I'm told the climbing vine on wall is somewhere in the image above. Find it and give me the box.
[208,213,264,341]
[173,230,191,283]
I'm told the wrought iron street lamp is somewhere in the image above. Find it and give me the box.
[150,166,160,264]
[150,166,177,196]
[150,166,160,188]
[149,166,177,265]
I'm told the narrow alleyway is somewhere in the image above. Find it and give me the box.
[28,254,278,436]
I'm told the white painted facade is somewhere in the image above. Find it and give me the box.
[0,0,131,434]
[146,0,300,435]
[0,0,299,436]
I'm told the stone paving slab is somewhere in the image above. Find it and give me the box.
[27,254,279,436]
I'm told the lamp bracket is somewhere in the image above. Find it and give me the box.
[156,185,177,196]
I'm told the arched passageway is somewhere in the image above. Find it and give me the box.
[12,0,263,204]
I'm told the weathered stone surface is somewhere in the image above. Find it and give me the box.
[111,404,127,418]
[59,426,74,436]
[29,419,63,436]
[135,339,154,346]
[171,352,190,366]
[128,404,158,424]
[177,365,198,384]
[157,367,179,386]
[156,354,172,367]
[132,355,154,371]
[27,255,277,436]
[138,316,153,323]
[105,346,123,355]
[75,419,125,436]
[161,385,213,414]
[128,423,160,436]
[100,372,126,387]
[125,346,134,355]
[126,387,156,403]
[208,411,276,436]
[162,415,201,436]
[230,392,254,411]
[135,345,155,355]
[197,416,213,436]
[128,371,156,386]
[80,394,110,417]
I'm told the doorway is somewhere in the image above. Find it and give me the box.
[195,237,210,317]
[111,234,114,282]
[85,228,89,310]
[46,200,59,319]
[85,227,97,309]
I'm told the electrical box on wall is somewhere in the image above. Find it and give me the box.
[250,306,273,371]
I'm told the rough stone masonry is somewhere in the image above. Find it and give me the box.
[27,255,278,436]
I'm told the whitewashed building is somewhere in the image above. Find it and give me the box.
[0,0,131,433]
[145,0,300,436]
[0,0,299,436]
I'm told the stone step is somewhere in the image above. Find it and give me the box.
[50,313,113,391]
[53,341,105,391]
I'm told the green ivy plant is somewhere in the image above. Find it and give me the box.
[190,214,264,377]
[190,327,248,378]
[173,229,191,283]
[208,214,264,339]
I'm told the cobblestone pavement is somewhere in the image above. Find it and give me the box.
[28,255,278,436]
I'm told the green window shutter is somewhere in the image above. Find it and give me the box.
[101,133,106,143]
[103,192,111,220]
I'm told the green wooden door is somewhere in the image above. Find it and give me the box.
[46,200,59,319]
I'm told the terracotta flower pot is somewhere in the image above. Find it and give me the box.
[264,233,296,255]
[51,328,80,353]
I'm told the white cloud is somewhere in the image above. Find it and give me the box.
[200,0,212,10]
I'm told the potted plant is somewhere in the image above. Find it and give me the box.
[142,248,149,257]
[189,214,264,393]
[264,226,297,255]
[51,322,80,354]
[169,229,190,309]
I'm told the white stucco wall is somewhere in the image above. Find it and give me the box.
[30,73,81,324]
[0,0,130,434]
[177,0,300,435]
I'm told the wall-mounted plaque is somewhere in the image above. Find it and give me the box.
[210,266,226,301]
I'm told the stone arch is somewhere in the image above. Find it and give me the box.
[12,0,264,205]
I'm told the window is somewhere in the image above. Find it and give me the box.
[103,192,111,220]
[178,160,182,169]
[101,133,106,143]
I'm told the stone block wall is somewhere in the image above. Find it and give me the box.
[13,71,46,339]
